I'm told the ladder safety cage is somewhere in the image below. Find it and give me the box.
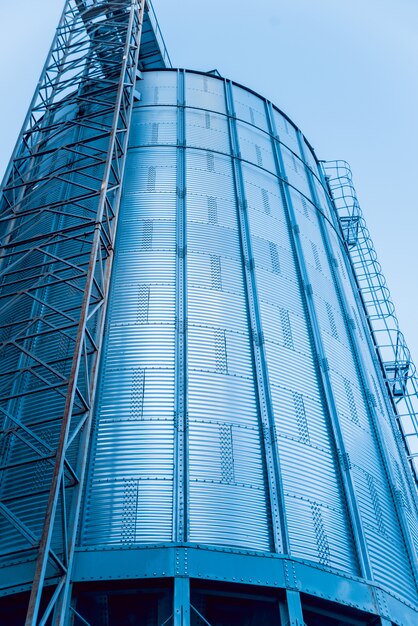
[322,160,418,483]
[0,1,144,624]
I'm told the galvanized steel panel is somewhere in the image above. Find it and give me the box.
[136,70,177,106]
[272,108,301,156]
[185,71,227,114]
[236,121,276,174]
[186,109,230,153]
[282,145,312,198]
[232,84,269,132]
[129,106,178,147]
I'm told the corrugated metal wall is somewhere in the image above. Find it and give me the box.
[75,69,415,603]
[0,64,414,611]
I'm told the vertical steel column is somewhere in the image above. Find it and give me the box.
[264,102,373,581]
[173,69,189,543]
[278,598,291,625]
[297,134,418,584]
[224,80,288,555]
[286,590,305,626]
[174,577,190,626]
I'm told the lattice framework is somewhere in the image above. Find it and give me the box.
[0,1,144,623]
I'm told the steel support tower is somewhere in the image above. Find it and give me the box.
[0,1,169,623]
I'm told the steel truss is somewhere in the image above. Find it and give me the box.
[0,1,144,623]
[322,160,418,482]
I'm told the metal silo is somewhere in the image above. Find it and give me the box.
[0,2,417,625]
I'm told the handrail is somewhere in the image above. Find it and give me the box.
[322,160,418,482]
[147,0,172,67]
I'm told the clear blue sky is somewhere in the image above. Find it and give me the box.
[0,0,417,358]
